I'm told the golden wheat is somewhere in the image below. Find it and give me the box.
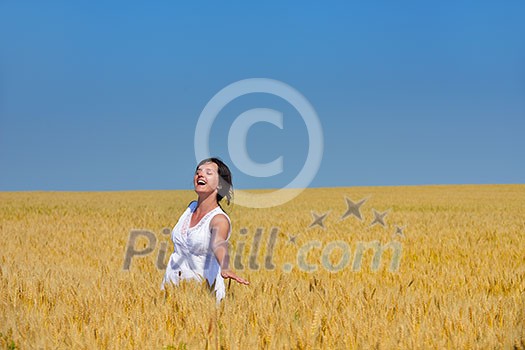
[1,185,524,349]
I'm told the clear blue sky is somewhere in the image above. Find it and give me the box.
[1,1,524,191]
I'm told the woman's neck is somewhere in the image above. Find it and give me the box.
[196,193,219,213]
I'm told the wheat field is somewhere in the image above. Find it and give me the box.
[1,185,524,349]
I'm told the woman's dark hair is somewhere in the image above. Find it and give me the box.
[196,157,233,205]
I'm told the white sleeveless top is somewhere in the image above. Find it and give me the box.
[161,201,231,301]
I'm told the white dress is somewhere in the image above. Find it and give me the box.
[161,201,231,301]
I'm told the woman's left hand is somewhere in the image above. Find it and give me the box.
[221,268,250,285]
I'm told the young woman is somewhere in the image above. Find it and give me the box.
[161,158,249,301]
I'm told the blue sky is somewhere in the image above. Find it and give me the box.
[1,1,524,191]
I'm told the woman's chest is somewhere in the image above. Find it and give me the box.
[173,218,211,255]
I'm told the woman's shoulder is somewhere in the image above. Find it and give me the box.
[215,205,230,218]
[210,207,231,228]
[211,211,229,222]
[188,200,198,211]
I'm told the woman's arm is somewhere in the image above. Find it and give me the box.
[210,215,250,285]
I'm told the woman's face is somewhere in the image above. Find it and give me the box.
[194,161,220,196]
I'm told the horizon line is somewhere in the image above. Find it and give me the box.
[1,183,523,193]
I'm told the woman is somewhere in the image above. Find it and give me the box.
[161,158,249,301]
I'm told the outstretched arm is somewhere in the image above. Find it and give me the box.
[210,215,250,285]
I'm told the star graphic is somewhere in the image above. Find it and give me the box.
[340,197,367,221]
[394,225,405,237]
[287,234,297,245]
[308,211,329,229]
[370,209,389,227]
